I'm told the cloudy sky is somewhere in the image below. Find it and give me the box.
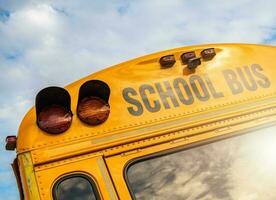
[1,0,276,199]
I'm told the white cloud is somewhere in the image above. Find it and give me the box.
[0,97,32,121]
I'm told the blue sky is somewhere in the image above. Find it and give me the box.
[1,0,276,199]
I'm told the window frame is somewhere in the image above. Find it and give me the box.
[124,124,276,200]
[52,173,101,200]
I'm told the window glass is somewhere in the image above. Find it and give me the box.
[53,175,99,200]
[127,126,276,200]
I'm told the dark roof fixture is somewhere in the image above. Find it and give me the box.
[187,57,201,70]
[181,51,196,64]
[159,55,176,68]
[201,48,216,60]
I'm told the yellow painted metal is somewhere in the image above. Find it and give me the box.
[34,155,118,200]
[13,43,276,199]
[16,44,276,157]
[17,153,40,200]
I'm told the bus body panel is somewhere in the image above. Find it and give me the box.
[11,43,276,199]
[16,44,276,158]
[34,155,118,200]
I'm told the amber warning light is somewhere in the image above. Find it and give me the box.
[37,105,72,134]
[77,96,110,125]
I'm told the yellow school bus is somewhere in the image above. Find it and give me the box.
[5,43,276,200]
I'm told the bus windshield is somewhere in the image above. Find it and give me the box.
[127,125,276,200]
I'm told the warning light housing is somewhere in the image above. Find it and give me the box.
[77,80,110,125]
[36,87,72,134]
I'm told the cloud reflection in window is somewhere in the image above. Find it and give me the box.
[54,176,97,200]
[127,126,276,200]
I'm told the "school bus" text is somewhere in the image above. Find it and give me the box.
[122,64,271,116]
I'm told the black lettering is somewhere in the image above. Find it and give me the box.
[190,75,210,101]
[223,69,243,94]
[139,84,161,113]
[155,81,180,109]
[237,66,257,91]
[204,74,224,98]
[251,64,271,88]
[122,88,143,116]
[173,78,194,105]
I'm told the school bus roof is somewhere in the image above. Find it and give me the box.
[16,43,276,164]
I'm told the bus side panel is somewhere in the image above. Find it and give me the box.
[18,153,41,200]
[34,155,118,200]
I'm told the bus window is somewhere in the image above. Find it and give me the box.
[53,174,100,200]
[126,126,276,200]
